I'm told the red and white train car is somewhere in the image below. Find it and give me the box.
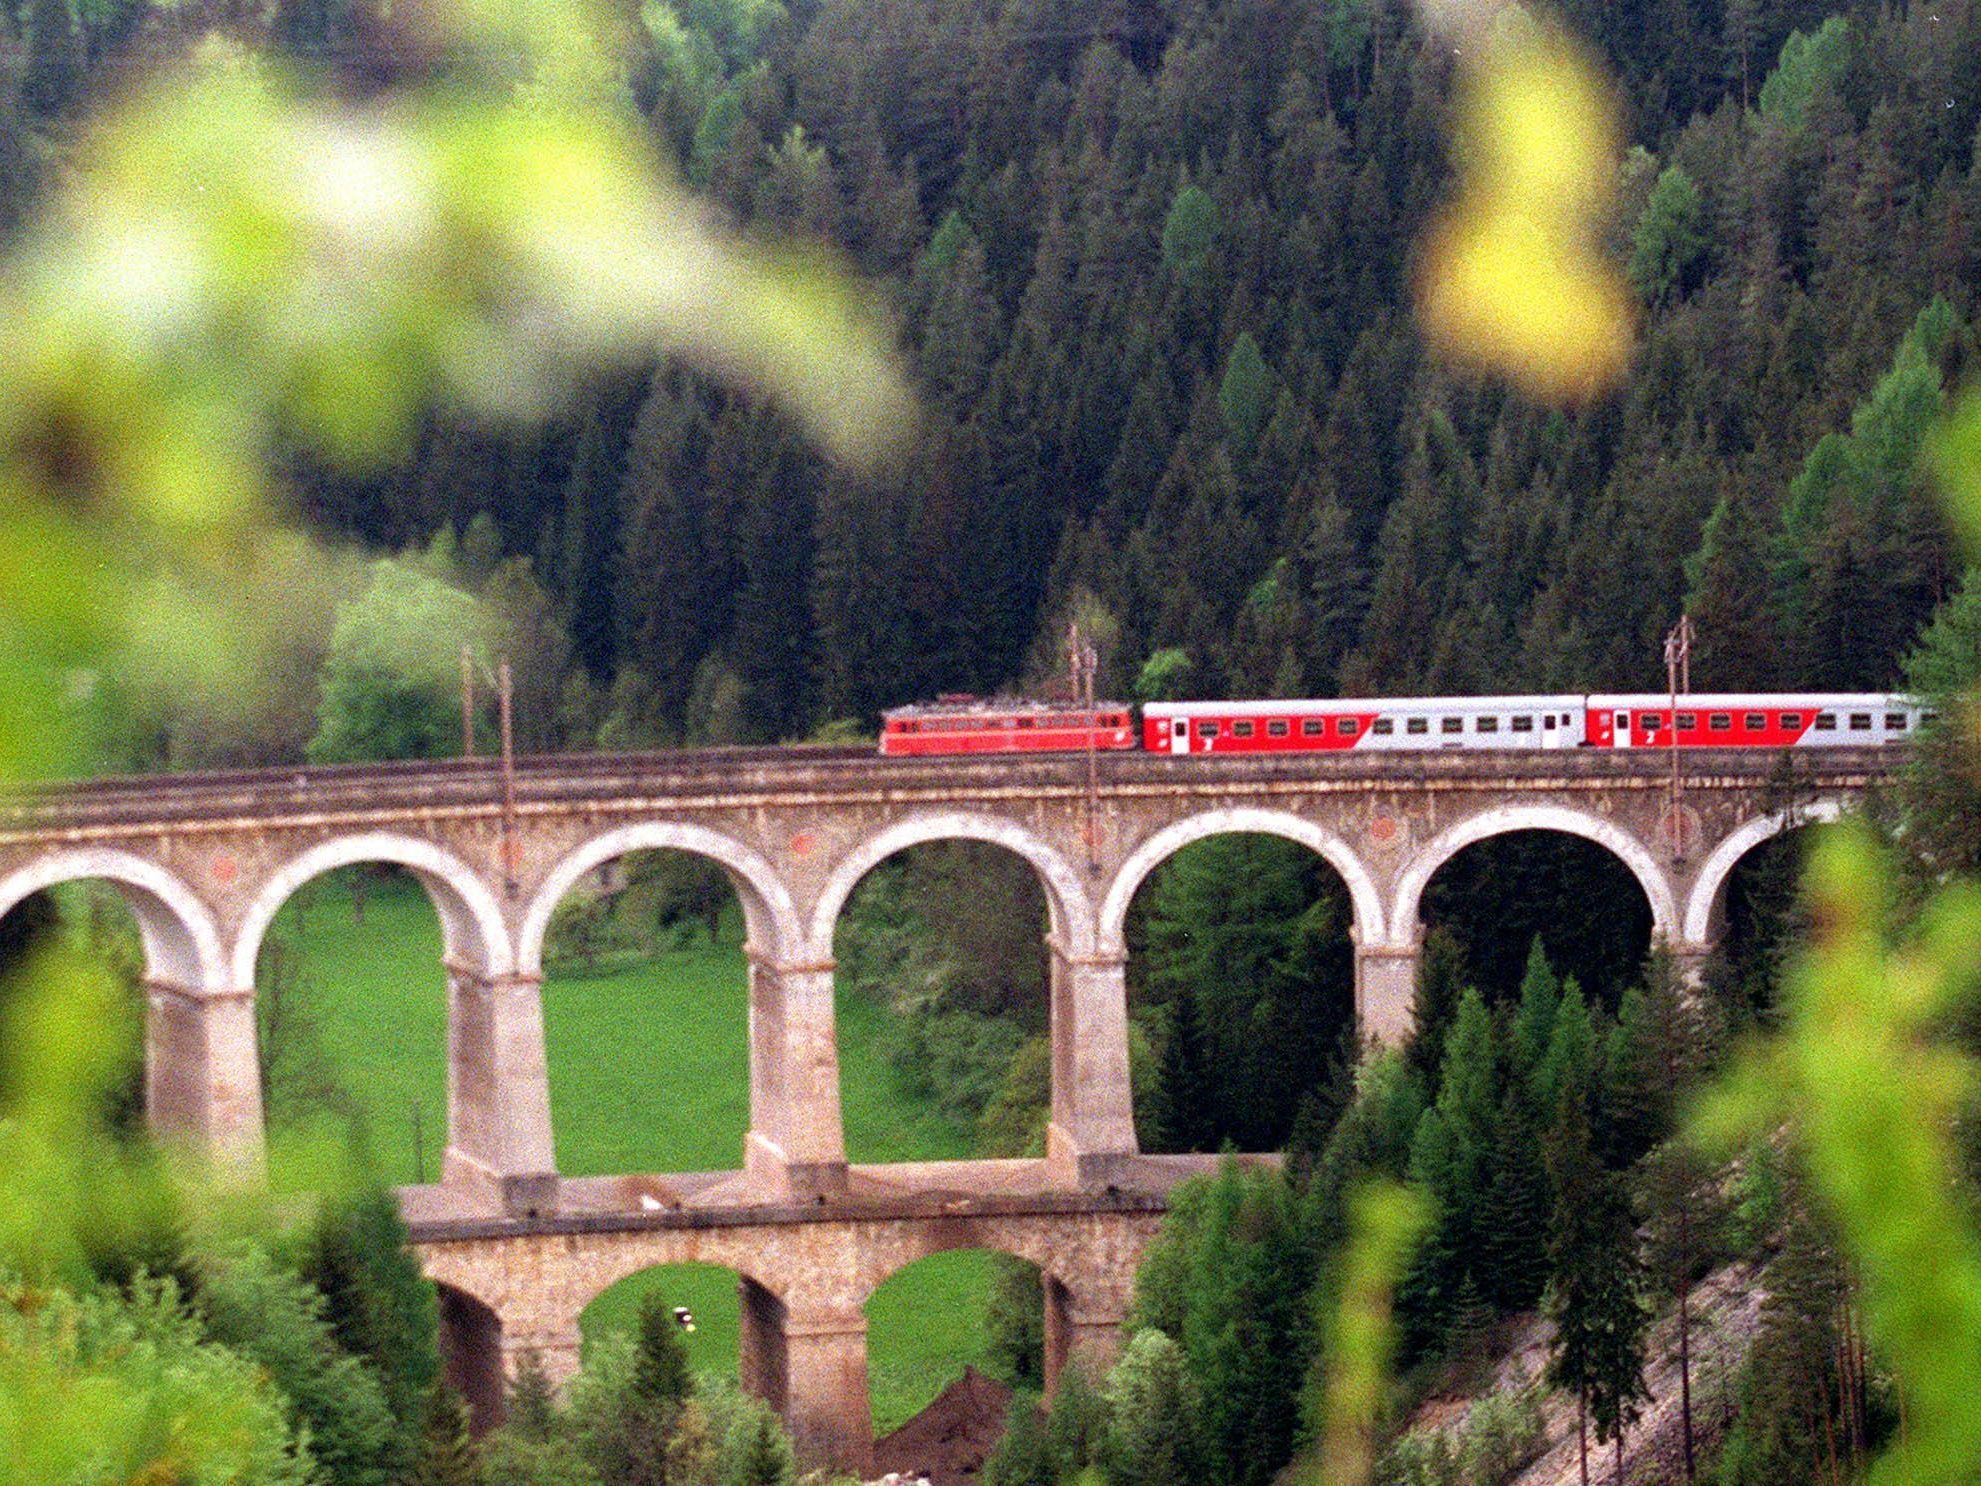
[1585,694,1929,748]
[1139,693,1927,755]
[879,698,1137,756]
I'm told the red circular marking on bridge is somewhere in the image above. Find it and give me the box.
[210,853,238,885]
[789,832,817,858]
[1369,816,1398,844]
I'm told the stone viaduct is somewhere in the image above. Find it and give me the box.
[0,743,1886,1470]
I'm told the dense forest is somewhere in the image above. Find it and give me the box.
[3,0,1981,1483]
[288,0,1981,747]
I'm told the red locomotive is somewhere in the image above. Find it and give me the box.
[881,693,1928,757]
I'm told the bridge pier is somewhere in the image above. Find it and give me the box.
[744,954,848,1198]
[445,967,559,1216]
[1673,939,1716,990]
[741,1283,873,1476]
[1353,941,1419,1049]
[1043,1273,1127,1393]
[144,981,264,1174]
[1046,946,1139,1187]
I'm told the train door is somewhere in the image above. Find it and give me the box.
[1171,717,1190,755]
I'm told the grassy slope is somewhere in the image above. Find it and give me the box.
[270,875,995,1433]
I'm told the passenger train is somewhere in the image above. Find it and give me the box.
[877,693,1931,757]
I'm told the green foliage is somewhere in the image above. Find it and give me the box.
[1132,647,1194,702]
[633,1293,696,1411]
[1756,16,1851,127]
[1627,165,1707,303]
[411,1385,484,1486]
[1046,1361,1110,1480]
[716,1401,791,1486]
[983,1395,1056,1486]
[308,560,493,763]
[1160,185,1218,274]
[1103,1331,1206,1486]
[195,1241,404,1486]
[0,1272,320,1484]
[1375,1389,1542,1486]
[298,1181,442,1450]
[1127,1163,1317,1486]
[1218,333,1275,466]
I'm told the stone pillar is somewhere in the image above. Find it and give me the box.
[1354,940,1420,1049]
[1673,940,1715,991]
[1042,1274,1127,1395]
[444,964,558,1216]
[755,1295,872,1477]
[502,1324,583,1391]
[145,980,264,1174]
[1046,944,1138,1187]
[437,1284,507,1433]
[743,951,847,1198]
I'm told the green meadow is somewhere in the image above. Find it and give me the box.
[266,872,996,1434]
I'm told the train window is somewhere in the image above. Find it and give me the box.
[1781,713,1802,729]
[1477,716,1499,733]
[1373,719,1394,735]
[1816,712,1837,730]
[1440,717,1463,734]
[1850,713,1872,731]
[1744,713,1766,730]
[1924,710,1941,724]
[1197,721,1219,738]
[1640,713,1663,730]
[1710,714,1732,731]
[1886,713,1907,731]
[1407,717,1429,735]
[1511,715,1534,732]
[1302,718,1326,736]
[1543,715,1556,728]
[1268,719,1290,737]
[1016,717,1034,728]
[1341,719,1361,736]
[1677,712,1697,729]
[1234,721,1256,738]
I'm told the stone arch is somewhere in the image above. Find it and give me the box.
[854,1224,1080,1303]
[1096,807,1385,956]
[1683,799,1845,946]
[1390,804,1679,948]
[0,847,224,989]
[232,831,511,987]
[808,813,1095,961]
[436,1283,507,1432]
[519,822,802,974]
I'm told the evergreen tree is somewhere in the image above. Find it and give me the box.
[983,1396,1055,1486]
[1629,165,1709,303]
[1509,939,1562,1086]
[632,1295,694,1411]
[1405,928,1467,1093]
[1103,1330,1205,1486]
[412,1385,485,1486]
[1046,1361,1110,1480]
[1148,991,1216,1153]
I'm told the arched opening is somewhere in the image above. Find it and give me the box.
[533,848,753,1175]
[831,840,1055,1164]
[1707,823,1829,1023]
[866,1248,1040,1461]
[254,864,450,1173]
[437,1283,506,1433]
[1417,832,1655,1009]
[1121,833,1357,1153]
[581,1261,757,1388]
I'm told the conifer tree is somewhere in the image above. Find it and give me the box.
[983,1395,1055,1486]
[1509,939,1562,1086]
[1103,1331,1205,1486]
[1405,928,1467,1093]
[411,1385,484,1486]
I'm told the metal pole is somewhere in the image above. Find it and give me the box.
[1664,614,1692,863]
[499,657,519,899]
[461,645,475,758]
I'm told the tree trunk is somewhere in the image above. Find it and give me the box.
[1580,1390,1590,1486]
[1615,1431,1624,1486]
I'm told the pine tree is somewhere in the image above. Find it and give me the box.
[1148,992,1216,1153]
[411,1385,484,1486]
[1045,1361,1109,1480]
[1510,939,1562,1087]
[1103,1331,1205,1486]
[1405,928,1467,1093]
[1476,1089,1553,1312]
[507,1352,559,1442]
[983,1395,1056,1486]
[632,1295,694,1411]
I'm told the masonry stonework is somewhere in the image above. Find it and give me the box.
[0,747,1884,1467]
